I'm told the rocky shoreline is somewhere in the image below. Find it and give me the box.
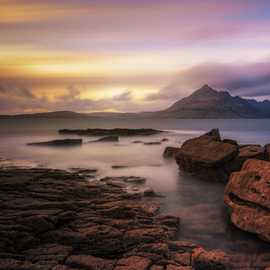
[1,165,267,270]
[1,128,270,270]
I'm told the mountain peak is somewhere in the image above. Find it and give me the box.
[192,84,217,96]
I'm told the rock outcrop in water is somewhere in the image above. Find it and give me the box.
[59,128,163,136]
[175,129,238,182]
[27,139,83,147]
[224,159,270,243]
[89,135,119,142]
[175,129,270,182]
[163,147,180,159]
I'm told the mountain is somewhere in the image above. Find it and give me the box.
[156,84,270,118]
[1,85,270,119]
[0,111,88,119]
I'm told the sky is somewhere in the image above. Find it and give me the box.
[0,0,270,114]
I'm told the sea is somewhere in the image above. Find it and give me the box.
[0,117,270,256]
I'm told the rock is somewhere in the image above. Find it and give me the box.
[192,248,231,270]
[114,256,152,270]
[161,138,169,142]
[112,165,128,169]
[89,136,119,142]
[163,147,180,159]
[124,228,167,248]
[143,188,156,197]
[175,129,238,182]
[66,255,115,270]
[224,159,270,242]
[167,266,192,270]
[265,144,270,161]
[144,142,162,145]
[59,128,163,137]
[222,139,238,146]
[27,139,82,147]
[132,140,143,144]
[237,145,265,164]
[204,128,221,141]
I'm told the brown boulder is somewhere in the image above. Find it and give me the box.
[192,248,231,270]
[163,147,180,159]
[265,144,270,161]
[224,159,270,242]
[175,129,238,182]
[237,144,265,164]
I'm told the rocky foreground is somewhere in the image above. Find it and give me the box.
[2,167,269,270]
[225,159,270,243]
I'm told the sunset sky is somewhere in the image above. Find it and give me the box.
[1,0,270,114]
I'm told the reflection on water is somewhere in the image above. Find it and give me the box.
[0,117,270,256]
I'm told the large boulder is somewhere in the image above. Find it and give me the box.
[224,159,270,242]
[175,129,238,182]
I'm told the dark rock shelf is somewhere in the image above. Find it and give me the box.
[59,128,163,137]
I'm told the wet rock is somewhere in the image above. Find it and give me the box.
[112,165,129,169]
[163,147,180,159]
[70,168,97,174]
[89,136,119,142]
[144,188,156,197]
[175,129,238,182]
[192,249,231,270]
[204,128,221,141]
[236,145,265,166]
[144,142,162,145]
[27,139,82,147]
[66,255,115,270]
[114,256,152,270]
[222,139,238,146]
[100,176,146,185]
[167,265,192,270]
[124,227,167,249]
[265,144,270,161]
[59,128,163,137]
[224,159,270,242]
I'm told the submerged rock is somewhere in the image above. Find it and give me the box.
[224,159,270,243]
[112,165,129,169]
[163,147,180,159]
[175,129,238,182]
[144,141,162,145]
[27,139,82,147]
[59,128,163,136]
[89,135,119,142]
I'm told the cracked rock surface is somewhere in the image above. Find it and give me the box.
[0,167,269,270]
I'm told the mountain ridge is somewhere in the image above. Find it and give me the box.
[1,85,270,119]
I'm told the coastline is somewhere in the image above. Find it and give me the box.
[0,162,269,270]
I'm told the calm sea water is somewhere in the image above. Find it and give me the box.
[0,118,270,256]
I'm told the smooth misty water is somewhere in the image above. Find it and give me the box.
[0,118,270,256]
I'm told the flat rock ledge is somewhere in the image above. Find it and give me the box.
[59,128,163,137]
[0,167,269,270]
[224,159,270,243]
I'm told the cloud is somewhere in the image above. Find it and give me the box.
[147,60,270,102]
[0,83,147,114]
[112,90,132,101]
